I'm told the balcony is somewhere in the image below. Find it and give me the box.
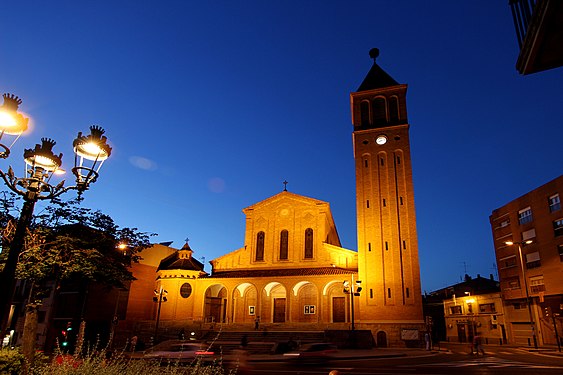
[510,0,563,74]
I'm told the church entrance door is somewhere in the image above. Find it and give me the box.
[332,297,346,322]
[273,298,286,323]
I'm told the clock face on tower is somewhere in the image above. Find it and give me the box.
[376,135,387,145]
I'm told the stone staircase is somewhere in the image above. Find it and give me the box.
[202,330,327,354]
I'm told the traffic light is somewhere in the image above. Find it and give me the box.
[61,321,72,347]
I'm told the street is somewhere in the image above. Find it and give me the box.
[240,345,563,375]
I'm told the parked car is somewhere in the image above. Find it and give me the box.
[283,343,338,364]
[142,340,216,363]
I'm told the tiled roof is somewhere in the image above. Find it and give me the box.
[357,49,399,92]
[205,267,356,279]
[158,251,204,272]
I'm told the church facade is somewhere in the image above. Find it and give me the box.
[122,50,424,346]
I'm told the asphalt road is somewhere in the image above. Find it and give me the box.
[240,346,563,375]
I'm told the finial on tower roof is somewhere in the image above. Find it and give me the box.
[369,48,380,63]
[283,180,288,191]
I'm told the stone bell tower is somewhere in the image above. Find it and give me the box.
[351,49,423,336]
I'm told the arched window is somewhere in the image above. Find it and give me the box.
[360,101,370,126]
[372,97,387,126]
[389,96,399,123]
[280,230,288,260]
[304,228,313,259]
[256,231,265,261]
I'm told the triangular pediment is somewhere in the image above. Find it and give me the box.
[243,191,328,213]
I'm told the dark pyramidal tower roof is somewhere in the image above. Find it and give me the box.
[357,48,399,91]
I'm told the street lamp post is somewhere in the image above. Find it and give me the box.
[153,287,168,343]
[0,92,112,340]
[505,240,538,348]
[343,275,362,331]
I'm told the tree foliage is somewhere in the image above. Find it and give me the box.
[0,195,154,302]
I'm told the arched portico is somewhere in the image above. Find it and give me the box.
[204,284,228,323]
[262,282,287,323]
[325,281,347,323]
[232,282,258,323]
[290,281,318,323]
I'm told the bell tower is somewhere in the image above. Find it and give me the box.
[351,49,423,327]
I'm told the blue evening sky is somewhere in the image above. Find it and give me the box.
[1,1,561,292]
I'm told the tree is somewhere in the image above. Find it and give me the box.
[0,195,154,365]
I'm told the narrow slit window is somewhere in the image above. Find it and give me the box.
[304,228,314,259]
[279,230,288,260]
[256,232,265,261]
[406,288,410,298]
[367,200,370,208]
[397,156,401,164]
[364,159,368,168]
[385,241,388,250]
[380,158,384,166]
[370,289,373,298]
[387,288,391,298]
[400,197,403,205]
[383,198,386,207]
[402,240,406,249]
[368,243,371,252]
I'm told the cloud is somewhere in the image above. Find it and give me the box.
[129,156,157,171]
[208,177,225,193]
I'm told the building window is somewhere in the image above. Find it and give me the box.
[364,159,368,168]
[513,302,527,309]
[499,255,517,269]
[256,231,265,261]
[389,96,399,123]
[279,230,288,260]
[304,228,313,259]
[525,251,541,269]
[553,218,563,237]
[406,287,410,298]
[450,305,462,315]
[180,283,193,298]
[396,155,401,164]
[387,288,391,298]
[385,241,388,250]
[529,275,545,293]
[479,303,496,313]
[505,277,520,290]
[403,240,406,249]
[549,194,561,212]
[559,244,563,262]
[467,303,473,313]
[368,243,371,252]
[372,97,387,125]
[522,228,536,241]
[360,101,370,126]
[400,197,403,205]
[383,198,386,207]
[518,207,533,225]
[380,158,384,166]
[370,289,373,298]
[367,200,370,208]
[498,219,510,228]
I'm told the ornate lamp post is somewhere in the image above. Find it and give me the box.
[343,275,362,330]
[153,287,168,343]
[0,94,29,159]
[505,240,537,348]
[0,92,112,338]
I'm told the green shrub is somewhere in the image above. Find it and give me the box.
[0,347,25,374]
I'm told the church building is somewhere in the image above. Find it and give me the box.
[122,50,424,347]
